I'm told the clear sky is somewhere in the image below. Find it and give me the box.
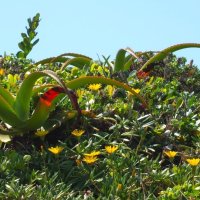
[1,0,200,67]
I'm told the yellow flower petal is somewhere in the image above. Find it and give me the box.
[0,68,5,76]
[105,145,118,154]
[83,156,98,164]
[163,150,177,158]
[88,84,102,91]
[71,129,85,137]
[133,89,140,94]
[117,184,122,190]
[35,130,48,137]
[186,158,200,166]
[48,146,64,155]
[84,151,101,157]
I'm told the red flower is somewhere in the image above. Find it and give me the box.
[40,87,65,107]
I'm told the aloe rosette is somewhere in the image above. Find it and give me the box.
[0,70,78,134]
[0,69,147,137]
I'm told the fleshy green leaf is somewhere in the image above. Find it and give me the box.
[140,43,200,71]
[114,48,138,72]
[14,70,67,121]
[0,95,23,127]
[35,53,92,69]
[66,76,148,108]
[0,85,15,107]
[60,57,91,71]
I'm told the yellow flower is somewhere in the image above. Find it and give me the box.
[71,129,85,137]
[0,68,5,76]
[48,146,64,155]
[117,184,122,190]
[133,88,140,94]
[163,150,177,158]
[88,84,102,91]
[76,89,86,98]
[35,130,48,137]
[105,145,118,154]
[106,85,115,97]
[84,151,101,157]
[186,158,200,166]
[83,155,98,164]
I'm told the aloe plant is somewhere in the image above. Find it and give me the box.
[0,69,147,136]
[140,43,200,71]
[113,43,200,73]
[0,70,76,134]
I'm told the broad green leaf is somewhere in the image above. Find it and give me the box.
[18,42,26,51]
[16,51,25,59]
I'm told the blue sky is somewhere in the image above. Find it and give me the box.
[1,0,200,67]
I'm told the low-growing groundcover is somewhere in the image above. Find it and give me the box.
[0,14,200,199]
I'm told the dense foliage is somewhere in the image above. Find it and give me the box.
[0,14,200,199]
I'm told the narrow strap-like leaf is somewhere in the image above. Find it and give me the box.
[140,43,200,71]
[20,87,66,131]
[0,95,23,127]
[0,85,15,107]
[60,57,91,71]
[20,97,52,130]
[32,84,58,96]
[66,76,148,108]
[35,57,68,66]
[114,48,138,72]
[35,53,92,66]
[14,70,67,120]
